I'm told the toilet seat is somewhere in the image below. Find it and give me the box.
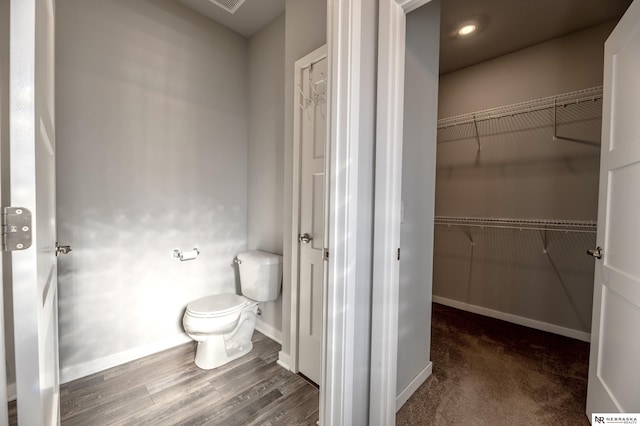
[186,294,250,319]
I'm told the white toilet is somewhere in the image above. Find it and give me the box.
[182,250,282,370]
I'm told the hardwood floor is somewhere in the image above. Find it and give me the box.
[8,332,319,425]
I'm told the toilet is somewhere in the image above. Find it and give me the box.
[182,250,282,370]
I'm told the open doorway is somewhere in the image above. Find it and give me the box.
[3,0,328,423]
[4,0,381,422]
[374,0,634,424]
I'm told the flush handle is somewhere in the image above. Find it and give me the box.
[299,233,313,244]
[587,246,602,259]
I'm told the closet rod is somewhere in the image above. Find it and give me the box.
[434,216,597,234]
[437,86,603,130]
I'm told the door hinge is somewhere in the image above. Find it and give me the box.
[323,248,329,261]
[397,248,401,261]
[2,207,33,252]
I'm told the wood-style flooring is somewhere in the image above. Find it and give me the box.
[8,332,319,425]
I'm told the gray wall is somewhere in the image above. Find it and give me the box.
[438,21,616,119]
[397,0,440,401]
[247,13,285,339]
[433,22,616,335]
[281,0,326,360]
[56,0,249,372]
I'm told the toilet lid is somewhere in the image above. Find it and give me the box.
[186,294,248,318]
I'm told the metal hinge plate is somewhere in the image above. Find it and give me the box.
[2,207,32,251]
[323,248,329,261]
[397,248,401,261]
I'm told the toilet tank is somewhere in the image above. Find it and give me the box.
[237,251,282,302]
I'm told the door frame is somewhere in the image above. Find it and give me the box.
[0,49,8,424]
[0,241,6,425]
[323,0,379,423]
[288,44,327,376]
[0,1,376,423]
[370,0,432,423]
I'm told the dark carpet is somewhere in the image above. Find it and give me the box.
[397,303,590,425]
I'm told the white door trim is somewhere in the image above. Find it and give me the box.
[0,291,6,421]
[0,83,8,426]
[370,0,432,424]
[0,3,8,414]
[322,0,373,423]
[288,44,327,376]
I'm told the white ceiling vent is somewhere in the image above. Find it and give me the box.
[208,0,247,14]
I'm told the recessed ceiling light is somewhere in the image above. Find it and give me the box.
[457,24,477,36]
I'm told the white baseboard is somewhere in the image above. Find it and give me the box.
[60,333,191,384]
[432,296,591,342]
[276,350,292,371]
[255,319,283,344]
[7,382,15,402]
[396,361,432,412]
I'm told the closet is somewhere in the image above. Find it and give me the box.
[431,32,610,340]
[394,0,634,418]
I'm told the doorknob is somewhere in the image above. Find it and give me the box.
[55,242,72,257]
[298,233,313,244]
[587,246,602,259]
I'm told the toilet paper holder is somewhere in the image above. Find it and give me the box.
[173,248,200,261]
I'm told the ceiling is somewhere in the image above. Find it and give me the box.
[177,0,285,37]
[439,0,632,74]
[179,0,632,73]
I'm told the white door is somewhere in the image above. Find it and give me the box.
[296,49,328,385]
[586,0,640,417]
[9,0,60,424]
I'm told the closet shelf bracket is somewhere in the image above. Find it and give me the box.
[464,228,475,246]
[473,115,481,151]
[540,229,549,254]
[552,95,600,146]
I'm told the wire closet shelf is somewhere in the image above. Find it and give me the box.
[434,216,597,234]
[437,86,603,130]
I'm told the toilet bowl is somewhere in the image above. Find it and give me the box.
[183,250,282,370]
[183,293,259,369]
